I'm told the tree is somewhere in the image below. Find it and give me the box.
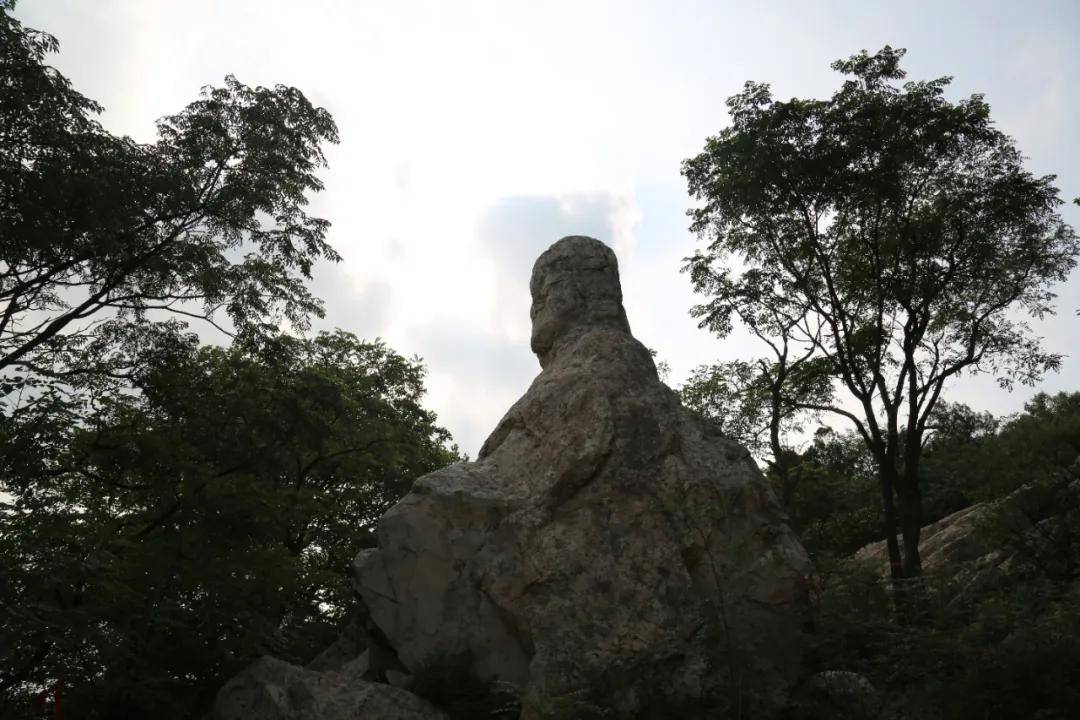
[787,427,882,558]
[963,391,1080,501]
[914,400,999,520]
[0,6,460,717]
[1,1,340,382]
[678,357,829,509]
[682,46,1079,582]
[0,327,458,718]
[807,399,1080,720]
[679,360,772,456]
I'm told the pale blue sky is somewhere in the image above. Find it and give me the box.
[16,1,1079,454]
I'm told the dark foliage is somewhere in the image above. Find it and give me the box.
[683,45,1078,580]
[0,6,459,718]
[797,396,1080,720]
[1,2,339,383]
[0,327,458,718]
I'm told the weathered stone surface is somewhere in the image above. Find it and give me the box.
[213,656,447,720]
[855,499,1016,609]
[855,503,993,574]
[800,671,881,720]
[307,616,369,672]
[856,473,1080,604]
[353,236,813,715]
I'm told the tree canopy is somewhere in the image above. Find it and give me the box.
[0,7,459,717]
[0,327,458,718]
[682,45,1079,580]
[1,1,340,382]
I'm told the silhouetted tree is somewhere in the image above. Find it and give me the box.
[0,6,462,717]
[1,1,339,382]
[678,356,830,509]
[0,327,458,718]
[683,46,1078,582]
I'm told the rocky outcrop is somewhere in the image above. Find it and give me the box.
[855,470,1080,604]
[354,236,812,716]
[215,235,814,718]
[214,656,447,720]
[854,503,995,576]
[799,670,881,720]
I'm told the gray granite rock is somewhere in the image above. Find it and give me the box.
[856,473,1080,605]
[353,236,813,715]
[800,670,881,720]
[213,656,446,720]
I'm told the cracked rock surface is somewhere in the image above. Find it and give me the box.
[351,236,813,715]
[214,656,446,720]
[214,236,813,718]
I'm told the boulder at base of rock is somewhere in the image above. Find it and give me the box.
[213,656,446,720]
[799,671,881,720]
[353,236,814,717]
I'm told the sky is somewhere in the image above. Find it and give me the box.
[15,0,1080,455]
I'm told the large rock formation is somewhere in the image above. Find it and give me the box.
[215,236,813,719]
[353,236,812,716]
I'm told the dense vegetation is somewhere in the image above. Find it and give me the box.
[680,377,1080,718]
[0,328,457,717]
[802,393,1080,720]
[0,4,457,717]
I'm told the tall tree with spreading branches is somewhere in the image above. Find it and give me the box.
[682,46,1079,582]
[1,0,339,383]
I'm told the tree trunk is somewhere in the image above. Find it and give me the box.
[892,443,930,621]
[897,434,925,579]
[877,462,904,582]
[897,481,924,578]
[874,445,930,624]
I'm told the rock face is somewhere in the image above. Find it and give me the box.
[351,236,813,716]
[214,656,446,720]
[855,503,999,579]
[855,472,1080,605]
[213,236,813,718]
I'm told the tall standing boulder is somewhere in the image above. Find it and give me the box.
[353,236,813,717]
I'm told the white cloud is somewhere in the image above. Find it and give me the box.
[13,0,1080,454]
